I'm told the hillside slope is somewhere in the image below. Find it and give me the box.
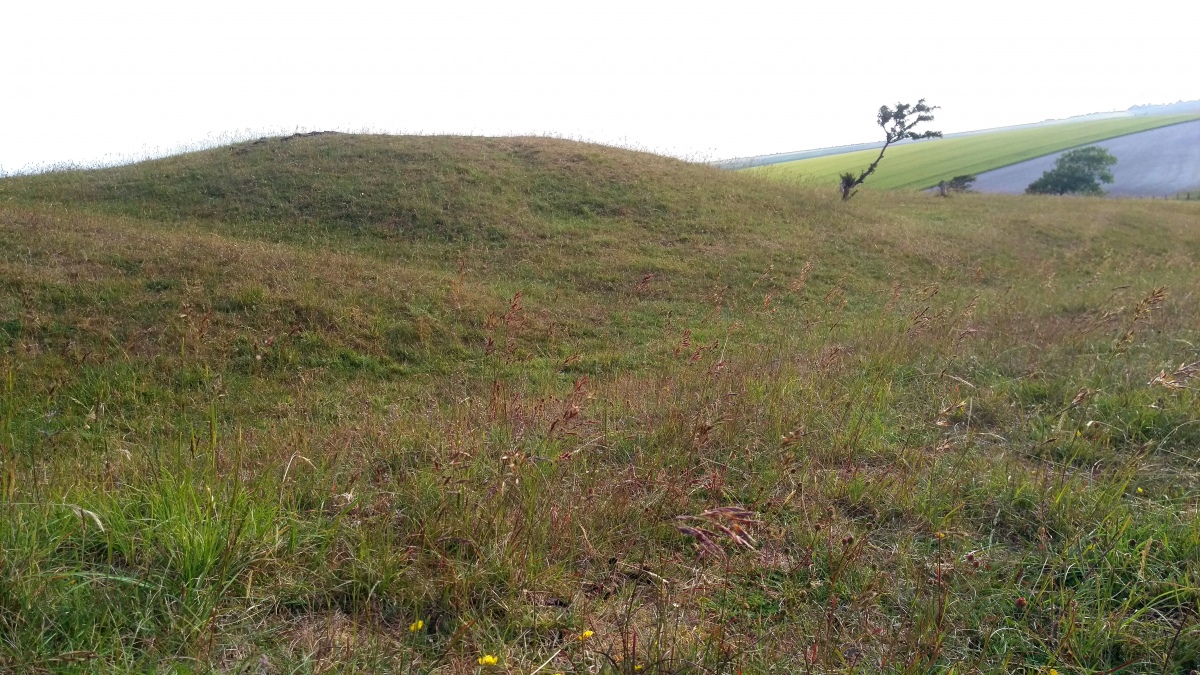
[2,135,1200,673]
[3,133,798,243]
[970,119,1200,196]
[747,113,1200,190]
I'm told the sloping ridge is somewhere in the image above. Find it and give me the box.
[0,134,791,242]
[969,119,1200,197]
[746,113,1200,191]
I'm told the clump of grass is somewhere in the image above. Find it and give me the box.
[675,507,759,558]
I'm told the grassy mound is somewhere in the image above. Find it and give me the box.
[0,134,836,382]
[2,135,1200,673]
[750,113,1200,190]
[4,133,797,242]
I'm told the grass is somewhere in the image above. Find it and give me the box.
[2,134,1200,673]
[747,114,1200,190]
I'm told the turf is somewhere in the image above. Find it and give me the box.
[748,113,1200,190]
[2,134,1199,673]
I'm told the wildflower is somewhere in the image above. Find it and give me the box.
[1048,669,1059,675]
[1136,487,1144,494]
[477,654,499,666]
[934,531,946,540]
[579,629,595,640]
[409,619,423,632]
[635,665,645,672]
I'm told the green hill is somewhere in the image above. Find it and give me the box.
[749,113,1200,189]
[2,135,1199,673]
[6,132,795,242]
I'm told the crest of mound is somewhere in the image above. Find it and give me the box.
[5,134,793,241]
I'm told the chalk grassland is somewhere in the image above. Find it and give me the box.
[1,135,1199,673]
[748,113,1200,190]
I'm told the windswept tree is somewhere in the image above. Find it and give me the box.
[1025,146,1117,195]
[840,100,942,201]
[936,174,976,197]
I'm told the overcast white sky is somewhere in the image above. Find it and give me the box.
[3,0,1197,173]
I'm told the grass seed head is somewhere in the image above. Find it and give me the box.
[1149,360,1200,390]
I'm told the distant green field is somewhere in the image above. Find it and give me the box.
[749,113,1200,190]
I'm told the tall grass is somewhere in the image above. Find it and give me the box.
[1,135,1198,672]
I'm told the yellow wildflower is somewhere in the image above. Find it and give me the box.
[409,619,423,632]
[477,654,499,666]
[1048,669,1059,675]
[635,665,644,672]
[579,629,595,640]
